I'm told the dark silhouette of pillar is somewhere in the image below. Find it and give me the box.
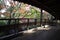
[40,9,43,27]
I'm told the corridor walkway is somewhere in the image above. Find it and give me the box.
[12,26,60,40]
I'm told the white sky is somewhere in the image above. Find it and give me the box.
[1,14,5,17]
[0,8,7,13]
[4,0,11,6]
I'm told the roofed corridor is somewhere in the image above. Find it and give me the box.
[0,19,60,40]
[0,0,60,40]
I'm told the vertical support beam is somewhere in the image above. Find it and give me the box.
[17,18,20,32]
[35,19,37,26]
[40,9,43,27]
[18,19,19,27]
[14,19,17,33]
[56,18,57,26]
[8,6,14,25]
[27,19,29,30]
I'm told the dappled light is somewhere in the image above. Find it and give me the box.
[23,26,51,34]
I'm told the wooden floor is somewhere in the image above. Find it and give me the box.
[11,26,60,40]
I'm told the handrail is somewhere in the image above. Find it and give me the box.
[0,18,39,27]
[0,18,39,20]
[0,18,39,40]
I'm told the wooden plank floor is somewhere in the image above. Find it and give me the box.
[11,26,60,40]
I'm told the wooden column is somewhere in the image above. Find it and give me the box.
[40,9,43,27]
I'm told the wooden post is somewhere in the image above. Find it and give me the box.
[27,19,29,30]
[40,9,43,27]
[35,19,37,26]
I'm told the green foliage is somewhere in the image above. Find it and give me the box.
[0,20,7,25]
[0,1,41,25]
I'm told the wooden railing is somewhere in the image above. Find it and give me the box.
[0,18,57,40]
[0,18,40,27]
[0,18,40,40]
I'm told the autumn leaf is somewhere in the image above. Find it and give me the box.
[19,8,26,14]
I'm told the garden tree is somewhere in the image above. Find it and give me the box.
[24,6,40,18]
[0,0,3,4]
[19,4,31,18]
[0,5,3,10]
[12,3,21,18]
[31,7,40,18]
[6,1,21,24]
[0,0,41,24]
[0,0,41,18]
[0,0,10,24]
[0,0,11,17]
[19,4,41,18]
[0,0,53,19]
[3,12,10,18]
[42,11,52,20]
